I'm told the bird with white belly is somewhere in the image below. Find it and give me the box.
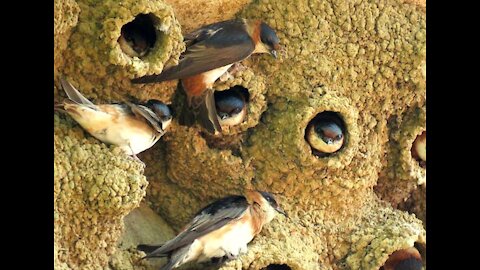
[56,78,172,162]
[137,190,287,270]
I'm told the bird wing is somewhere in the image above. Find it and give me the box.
[60,77,97,110]
[131,20,255,84]
[124,101,164,133]
[193,88,222,134]
[143,195,248,258]
[183,19,241,46]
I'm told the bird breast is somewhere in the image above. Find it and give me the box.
[196,213,255,261]
[182,64,233,97]
[202,64,233,87]
[218,107,247,127]
[65,104,160,155]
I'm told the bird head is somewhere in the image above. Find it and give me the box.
[246,190,287,224]
[146,100,173,131]
[259,22,281,59]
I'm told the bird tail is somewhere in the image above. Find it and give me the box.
[54,102,66,113]
[137,244,166,255]
[159,260,177,270]
[137,244,171,260]
[137,244,188,270]
[194,88,222,134]
[59,77,97,108]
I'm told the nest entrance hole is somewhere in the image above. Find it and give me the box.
[118,13,158,58]
[215,85,250,103]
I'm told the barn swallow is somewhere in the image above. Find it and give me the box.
[131,18,281,134]
[137,190,287,270]
[214,87,248,127]
[56,78,172,159]
[306,115,345,156]
[411,131,426,162]
[381,247,423,270]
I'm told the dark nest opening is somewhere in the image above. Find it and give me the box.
[118,13,158,58]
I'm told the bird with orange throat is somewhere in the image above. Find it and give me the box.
[56,78,172,163]
[137,190,287,270]
[131,18,281,134]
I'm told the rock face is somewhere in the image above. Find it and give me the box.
[54,0,426,269]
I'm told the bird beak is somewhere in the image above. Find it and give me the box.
[275,206,288,218]
[161,116,173,131]
[270,50,278,59]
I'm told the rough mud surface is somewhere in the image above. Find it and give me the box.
[54,0,426,269]
[54,113,148,269]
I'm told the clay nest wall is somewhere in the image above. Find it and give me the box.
[54,0,426,269]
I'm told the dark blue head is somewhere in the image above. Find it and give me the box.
[258,190,287,217]
[146,100,173,127]
[259,22,280,58]
[315,121,344,145]
[214,89,246,120]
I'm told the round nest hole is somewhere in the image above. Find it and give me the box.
[263,264,292,270]
[380,246,423,270]
[305,111,346,158]
[118,13,157,58]
[214,86,250,128]
[411,131,426,168]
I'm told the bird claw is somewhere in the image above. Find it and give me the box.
[219,72,234,82]
[219,63,247,82]
[220,248,239,261]
[130,154,146,168]
[128,145,146,168]
[228,63,247,76]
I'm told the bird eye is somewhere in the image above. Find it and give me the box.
[219,112,229,120]
[305,111,346,157]
[161,115,171,121]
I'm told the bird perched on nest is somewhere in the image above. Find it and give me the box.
[137,190,287,270]
[131,18,281,135]
[55,77,172,162]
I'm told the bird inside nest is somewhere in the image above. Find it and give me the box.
[306,114,345,157]
[118,16,156,58]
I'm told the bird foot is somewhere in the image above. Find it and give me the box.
[134,155,146,168]
[219,63,247,82]
[128,152,146,168]
[219,72,234,82]
[221,249,238,261]
[127,145,146,168]
[228,62,247,76]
